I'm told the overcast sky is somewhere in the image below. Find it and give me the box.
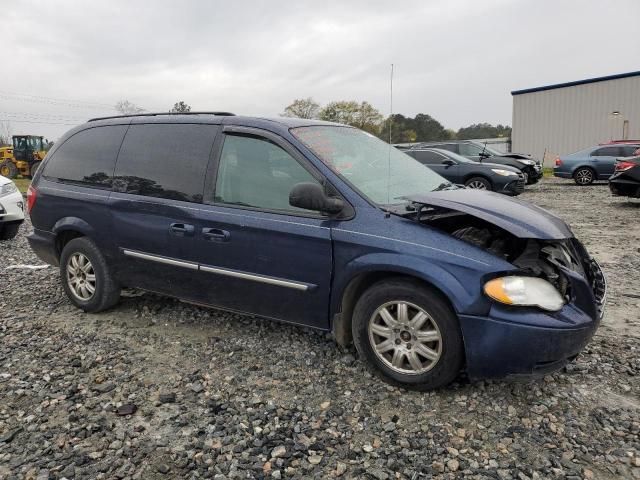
[4,0,640,140]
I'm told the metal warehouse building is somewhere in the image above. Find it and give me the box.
[511,71,640,166]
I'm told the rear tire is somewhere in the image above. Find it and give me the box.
[574,167,594,185]
[352,279,464,390]
[0,161,18,179]
[0,222,21,240]
[60,237,121,312]
[465,176,492,191]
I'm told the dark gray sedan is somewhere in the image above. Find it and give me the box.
[404,148,525,195]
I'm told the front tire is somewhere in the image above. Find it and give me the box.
[465,176,492,191]
[60,237,120,312]
[352,279,464,390]
[574,167,594,185]
[0,161,18,179]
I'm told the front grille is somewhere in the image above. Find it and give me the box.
[586,258,606,319]
[568,239,607,319]
[514,177,525,193]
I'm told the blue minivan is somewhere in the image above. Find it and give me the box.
[27,113,606,390]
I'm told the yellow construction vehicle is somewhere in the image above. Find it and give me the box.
[0,135,49,179]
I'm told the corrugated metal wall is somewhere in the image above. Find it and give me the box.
[511,75,640,165]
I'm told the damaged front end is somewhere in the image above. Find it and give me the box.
[401,192,606,320]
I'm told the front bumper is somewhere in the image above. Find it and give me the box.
[459,310,598,379]
[531,164,544,180]
[460,256,605,380]
[499,176,525,196]
[0,190,25,223]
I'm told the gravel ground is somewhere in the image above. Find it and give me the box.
[0,178,638,480]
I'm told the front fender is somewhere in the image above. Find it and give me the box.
[330,252,492,319]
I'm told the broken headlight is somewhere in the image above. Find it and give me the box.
[484,276,565,312]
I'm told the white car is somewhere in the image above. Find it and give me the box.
[0,174,25,240]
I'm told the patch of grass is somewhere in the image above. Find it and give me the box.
[543,167,553,177]
[13,177,31,195]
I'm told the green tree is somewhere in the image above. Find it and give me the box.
[115,100,144,115]
[282,98,320,119]
[457,123,511,139]
[170,101,192,113]
[319,101,383,134]
[379,113,450,143]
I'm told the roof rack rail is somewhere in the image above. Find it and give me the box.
[88,111,236,122]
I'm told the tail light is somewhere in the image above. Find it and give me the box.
[615,160,636,172]
[554,157,562,166]
[26,185,37,214]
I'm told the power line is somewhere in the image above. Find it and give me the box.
[0,111,90,122]
[0,118,79,126]
[0,91,114,109]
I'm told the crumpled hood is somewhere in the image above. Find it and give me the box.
[406,189,573,240]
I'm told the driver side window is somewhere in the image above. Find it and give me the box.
[458,143,483,156]
[214,134,321,213]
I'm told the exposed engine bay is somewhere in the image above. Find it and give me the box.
[408,205,595,302]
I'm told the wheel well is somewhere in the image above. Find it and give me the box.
[333,272,456,347]
[463,174,492,187]
[55,230,85,259]
[573,165,595,175]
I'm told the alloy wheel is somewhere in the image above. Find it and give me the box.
[467,180,487,189]
[66,253,96,301]
[368,301,443,375]
[575,169,593,185]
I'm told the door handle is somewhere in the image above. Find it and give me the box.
[169,223,195,237]
[202,228,230,242]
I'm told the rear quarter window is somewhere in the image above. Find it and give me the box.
[113,124,218,203]
[591,146,621,157]
[42,125,128,188]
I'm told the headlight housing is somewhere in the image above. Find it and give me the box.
[491,168,519,177]
[0,182,18,197]
[519,159,535,166]
[484,276,565,311]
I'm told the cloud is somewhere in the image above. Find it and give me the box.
[3,0,639,139]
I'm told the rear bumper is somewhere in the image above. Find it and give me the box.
[553,169,572,179]
[27,228,59,266]
[609,177,640,197]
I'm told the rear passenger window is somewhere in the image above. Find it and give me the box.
[114,124,217,203]
[42,126,127,188]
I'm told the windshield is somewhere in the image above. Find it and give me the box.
[469,141,502,156]
[431,148,474,163]
[292,126,451,205]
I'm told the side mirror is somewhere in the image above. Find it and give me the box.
[289,182,344,214]
[442,159,455,166]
